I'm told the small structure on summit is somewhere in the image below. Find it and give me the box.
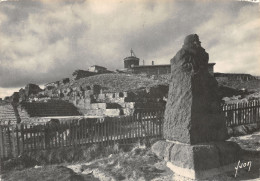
[124,49,140,69]
[88,65,110,73]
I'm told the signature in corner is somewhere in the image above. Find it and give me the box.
[234,160,252,178]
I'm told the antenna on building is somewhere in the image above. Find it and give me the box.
[130,48,137,57]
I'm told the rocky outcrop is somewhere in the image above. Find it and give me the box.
[72,70,97,80]
[25,83,42,97]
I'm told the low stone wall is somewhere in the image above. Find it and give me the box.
[90,103,107,109]
[82,109,104,116]
[214,73,256,81]
[104,109,121,116]
[96,92,128,103]
[81,108,121,117]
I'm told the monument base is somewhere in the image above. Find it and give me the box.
[151,140,241,180]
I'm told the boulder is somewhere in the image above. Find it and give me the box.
[25,83,42,97]
[151,140,174,160]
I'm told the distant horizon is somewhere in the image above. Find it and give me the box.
[1,69,260,100]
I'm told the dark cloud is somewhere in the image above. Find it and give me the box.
[0,0,259,98]
[0,0,43,33]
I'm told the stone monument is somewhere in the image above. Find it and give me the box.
[152,34,241,180]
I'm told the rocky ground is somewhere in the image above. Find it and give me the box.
[2,131,260,181]
[59,73,168,93]
[66,74,260,95]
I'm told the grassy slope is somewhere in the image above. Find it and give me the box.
[1,165,88,181]
[79,147,169,181]
[2,135,260,181]
[2,145,173,181]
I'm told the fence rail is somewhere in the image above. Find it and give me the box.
[222,100,260,127]
[0,110,164,159]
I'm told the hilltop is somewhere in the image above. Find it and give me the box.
[49,72,260,94]
[1,70,260,105]
[59,73,168,93]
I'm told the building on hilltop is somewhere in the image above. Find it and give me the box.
[88,65,108,73]
[124,49,140,69]
[123,49,216,76]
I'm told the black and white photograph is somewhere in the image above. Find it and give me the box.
[0,0,260,180]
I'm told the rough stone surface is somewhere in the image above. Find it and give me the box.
[227,127,234,136]
[232,125,248,136]
[104,109,121,116]
[25,83,42,97]
[213,141,241,166]
[152,140,241,171]
[151,140,174,160]
[228,123,260,137]
[164,34,228,144]
[168,143,222,171]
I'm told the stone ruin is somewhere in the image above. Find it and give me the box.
[71,85,167,117]
[152,34,241,180]
[1,79,167,124]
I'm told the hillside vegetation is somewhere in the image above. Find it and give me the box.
[64,73,168,93]
[41,73,260,103]
[66,73,260,93]
[216,78,260,92]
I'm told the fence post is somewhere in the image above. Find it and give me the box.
[21,124,24,153]
[7,126,12,157]
[45,124,49,149]
[252,101,256,124]
[15,125,20,157]
[158,110,162,137]
[256,101,260,123]
[233,104,236,125]
[242,102,245,125]
[227,104,231,126]
[0,126,4,159]
[29,125,33,151]
[11,125,16,157]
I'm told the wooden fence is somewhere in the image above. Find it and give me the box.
[0,110,164,159]
[1,100,260,159]
[222,100,260,127]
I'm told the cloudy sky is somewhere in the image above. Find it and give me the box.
[0,0,259,98]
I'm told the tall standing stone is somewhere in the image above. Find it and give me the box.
[164,34,228,144]
[152,34,241,180]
